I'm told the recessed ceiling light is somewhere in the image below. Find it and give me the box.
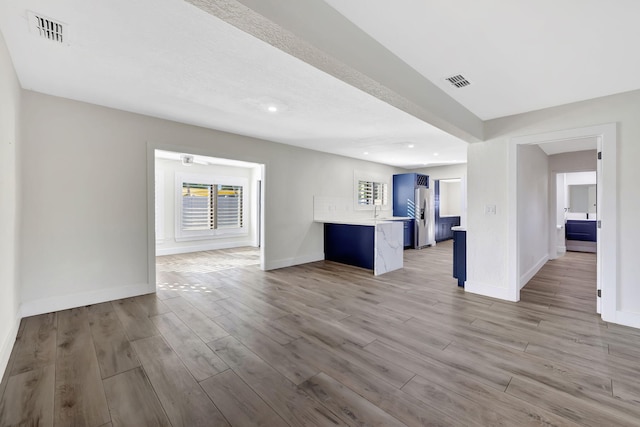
[267,105,278,113]
[433,152,439,156]
[408,144,415,148]
[363,152,369,155]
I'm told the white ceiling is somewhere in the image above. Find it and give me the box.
[538,137,597,156]
[1,1,638,168]
[324,0,640,120]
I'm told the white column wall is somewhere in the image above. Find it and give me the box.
[0,31,21,376]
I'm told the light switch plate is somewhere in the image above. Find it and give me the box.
[485,204,496,215]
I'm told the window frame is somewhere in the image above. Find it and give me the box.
[353,171,390,211]
[155,169,165,243]
[175,173,248,242]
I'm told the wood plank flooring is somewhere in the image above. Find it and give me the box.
[2,244,640,426]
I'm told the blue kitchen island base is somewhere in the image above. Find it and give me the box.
[322,220,404,275]
[324,223,374,270]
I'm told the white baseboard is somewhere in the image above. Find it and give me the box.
[612,310,640,329]
[519,254,549,289]
[264,252,324,271]
[0,312,21,380]
[465,281,518,302]
[20,282,155,318]
[156,239,253,256]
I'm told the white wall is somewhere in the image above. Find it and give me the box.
[517,144,549,288]
[0,31,21,377]
[548,150,597,173]
[467,140,509,298]
[416,163,467,181]
[439,180,461,217]
[19,90,401,316]
[155,158,257,255]
[468,89,640,327]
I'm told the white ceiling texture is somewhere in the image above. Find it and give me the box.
[1,0,639,167]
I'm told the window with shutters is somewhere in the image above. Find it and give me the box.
[175,174,247,241]
[357,180,388,206]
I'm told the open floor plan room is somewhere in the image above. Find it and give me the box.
[2,244,639,426]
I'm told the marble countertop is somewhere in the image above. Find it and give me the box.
[451,226,467,231]
[315,217,412,226]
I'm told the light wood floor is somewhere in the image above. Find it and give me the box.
[2,243,640,426]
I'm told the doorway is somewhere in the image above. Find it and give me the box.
[509,123,616,322]
[149,148,265,295]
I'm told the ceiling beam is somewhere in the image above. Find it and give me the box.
[185,0,484,143]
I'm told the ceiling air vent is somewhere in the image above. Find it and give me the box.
[445,74,470,88]
[28,11,67,44]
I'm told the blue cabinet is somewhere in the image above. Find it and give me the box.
[453,229,466,287]
[565,220,597,242]
[324,223,374,270]
[393,173,429,218]
[403,220,414,248]
[436,217,461,242]
[393,173,432,249]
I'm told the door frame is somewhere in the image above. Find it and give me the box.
[146,143,267,289]
[508,123,616,321]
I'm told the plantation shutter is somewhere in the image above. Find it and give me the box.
[217,185,243,228]
[182,182,215,231]
[358,180,387,206]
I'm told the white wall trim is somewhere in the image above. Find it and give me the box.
[0,312,21,380]
[156,239,254,256]
[263,252,324,271]
[519,254,549,290]
[20,283,155,318]
[614,310,640,330]
[465,281,516,302]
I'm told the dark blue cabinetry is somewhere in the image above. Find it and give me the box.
[393,173,429,218]
[453,230,466,287]
[324,224,374,270]
[565,220,597,242]
[434,180,460,242]
[393,173,429,249]
[436,217,461,242]
[403,220,414,248]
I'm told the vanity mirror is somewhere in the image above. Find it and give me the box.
[569,184,596,214]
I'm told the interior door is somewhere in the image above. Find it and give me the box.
[596,138,602,314]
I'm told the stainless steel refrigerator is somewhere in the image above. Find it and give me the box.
[415,186,436,248]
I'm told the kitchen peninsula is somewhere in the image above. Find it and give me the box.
[318,218,406,275]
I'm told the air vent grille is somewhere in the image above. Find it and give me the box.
[29,12,66,44]
[445,74,470,88]
[416,174,428,187]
